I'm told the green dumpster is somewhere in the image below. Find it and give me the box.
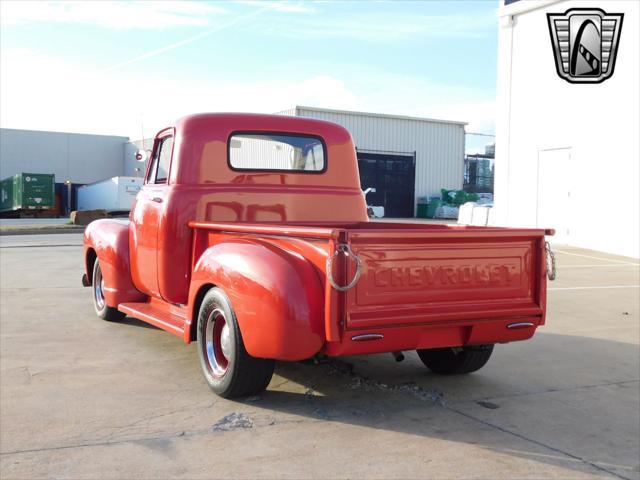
[426,200,441,219]
[417,203,429,218]
[0,173,55,213]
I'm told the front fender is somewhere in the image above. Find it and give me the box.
[187,239,325,361]
[83,219,146,306]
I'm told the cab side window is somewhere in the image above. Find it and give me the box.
[154,136,174,184]
[147,136,174,185]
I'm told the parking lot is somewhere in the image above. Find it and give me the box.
[1,233,638,479]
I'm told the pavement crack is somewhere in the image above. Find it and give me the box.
[0,431,200,457]
[323,357,445,405]
[316,360,636,480]
[446,405,634,480]
[468,379,640,404]
[0,414,316,457]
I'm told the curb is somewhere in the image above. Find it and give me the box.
[0,228,86,236]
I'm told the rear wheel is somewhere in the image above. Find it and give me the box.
[417,345,494,374]
[197,288,274,398]
[92,260,126,322]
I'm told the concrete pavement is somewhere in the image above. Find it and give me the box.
[1,234,638,479]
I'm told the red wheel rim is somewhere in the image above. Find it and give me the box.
[203,309,230,378]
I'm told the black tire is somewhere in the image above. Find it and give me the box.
[417,344,494,374]
[196,288,275,399]
[92,260,126,322]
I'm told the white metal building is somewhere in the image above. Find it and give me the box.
[0,128,132,184]
[494,0,639,258]
[282,106,466,217]
[1,108,467,219]
[0,128,149,213]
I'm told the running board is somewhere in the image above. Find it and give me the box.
[118,300,187,338]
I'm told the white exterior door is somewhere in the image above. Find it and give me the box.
[537,148,572,244]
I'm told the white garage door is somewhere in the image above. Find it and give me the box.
[537,148,572,244]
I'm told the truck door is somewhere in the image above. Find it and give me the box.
[130,133,174,297]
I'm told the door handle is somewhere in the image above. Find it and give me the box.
[151,197,163,203]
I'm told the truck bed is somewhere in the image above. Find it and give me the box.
[189,221,550,356]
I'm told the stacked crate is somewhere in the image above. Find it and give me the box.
[476,159,492,189]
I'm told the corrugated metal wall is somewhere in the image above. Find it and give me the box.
[275,108,297,117]
[289,107,465,212]
[230,135,297,170]
[0,128,129,184]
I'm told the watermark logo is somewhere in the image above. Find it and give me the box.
[547,8,623,84]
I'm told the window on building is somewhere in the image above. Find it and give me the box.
[229,133,325,172]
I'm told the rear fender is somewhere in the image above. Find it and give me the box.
[83,219,146,306]
[187,239,325,361]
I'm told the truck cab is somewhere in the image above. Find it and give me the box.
[83,113,554,398]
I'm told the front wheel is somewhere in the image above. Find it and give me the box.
[197,288,274,398]
[417,344,494,374]
[92,260,126,322]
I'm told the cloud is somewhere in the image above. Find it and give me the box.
[1,48,494,142]
[256,12,496,41]
[0,49,358,138]
[267,3,317,14]
[2,1,493,41]
[235,1,316,14]
[102,5,272,72]
[358,96,496,137]
[1,47,493,150]
[0,1,227,29]
[428,100,496,134]
[323,70,496,134]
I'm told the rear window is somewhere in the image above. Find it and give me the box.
[229,133,325,172]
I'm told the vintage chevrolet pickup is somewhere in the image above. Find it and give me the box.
[82,113,555,398]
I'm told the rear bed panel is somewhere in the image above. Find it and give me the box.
[345,229,546,331]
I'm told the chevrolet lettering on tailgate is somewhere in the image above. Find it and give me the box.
[373,261,520,288]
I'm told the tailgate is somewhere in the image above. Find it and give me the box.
[343,228,547,330]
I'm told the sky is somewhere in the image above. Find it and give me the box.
[0,1,498,152]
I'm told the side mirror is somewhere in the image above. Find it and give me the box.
[135,149,151,162]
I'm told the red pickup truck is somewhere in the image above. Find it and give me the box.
[82,113,555,398]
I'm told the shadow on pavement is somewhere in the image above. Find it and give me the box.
[239,333,639,479]
[120,316,161,330]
